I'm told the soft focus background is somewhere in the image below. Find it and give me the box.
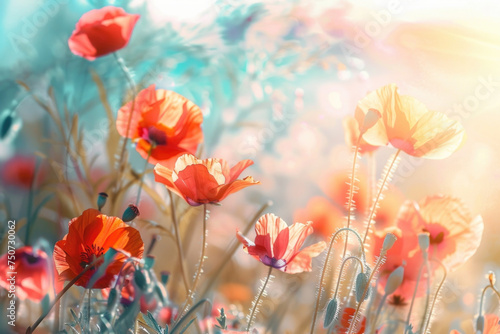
[1,0,500,332]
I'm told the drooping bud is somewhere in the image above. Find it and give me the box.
[385,266,404,295]
[382,233,397,254]
[134,268,152,293]
[97,192,108,211]
[488,271,496,286]
[122,204,140,223]
[323,298,338,328]
[355,272,371,302]
[359,108,382,134]
[477,315,485,332]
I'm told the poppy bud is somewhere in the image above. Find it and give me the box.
[385,266,404,295]
[359,108,381,134]
[161,271,170,286]
[382,233,397,254]
[122,204,140,222]
[144,255,155,269]
[418,232,430,252]
[477,315,484,332]
[134,268,151,293]
[323,298,338,328]
[97,192,108,211]
[355,272,371,302]
[488,271,496,286]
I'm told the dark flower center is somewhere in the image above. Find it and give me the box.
[80,244,105,269]
[422,228,445,245]
[141,126,168,147]
[24,253,41,265]
[261,255,286,269]
[388,294,408,307]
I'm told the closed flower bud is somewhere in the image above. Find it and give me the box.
[134,268,151,293]
[355,272,371,302]
[360,108,382,134]
[122,204,140,223]
[382,233,397,254]
[418,232,430,252]
[477,315,484,332]
[97,192,108,211]
[488,271,496,286]
[385,266,404,295]
[323,298,338,328]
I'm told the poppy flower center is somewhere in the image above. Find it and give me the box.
[141,126,168,147]
[388,294,408,307]
[80,244,105,269]
[260,255,286,269]
[389,138,415,155]
[422,225,447,245]
[24,253,41,265]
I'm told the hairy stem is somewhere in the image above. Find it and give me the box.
[177,204,208,321]
[135,147,152,206]
[310,228,365,334]
[200,201,272,298]
[347,254,386,334]
[404,260,426,334]
[26,255,105,334]
[363,150,401,244]
[247,266,273,332]
[342,136,362,259]
[422,258,447,334]
[168,190,191,295]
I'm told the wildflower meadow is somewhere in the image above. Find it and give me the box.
[1,1,499,333]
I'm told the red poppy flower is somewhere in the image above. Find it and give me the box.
[236,213,326,274]
[53,209,144,289]
[0,246,51,301]
[68,6,140,60]
[1,155,45,189]
[355,84,465,159]
[116,85,203,167]
[154,154,259,206]
[335,307,366,334]
[372,225,424,301]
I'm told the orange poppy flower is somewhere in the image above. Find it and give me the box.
[293,196,343,240]
[0,246,51,301]
[53,209,144,289]
[343,116,379,154]
[398,196,483,271]
[236,213,326,274]
[116,85,203,167]
[296,170,404,240]
[154,154,259,206]
[355,84,465,159]
[68,6,140,60]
